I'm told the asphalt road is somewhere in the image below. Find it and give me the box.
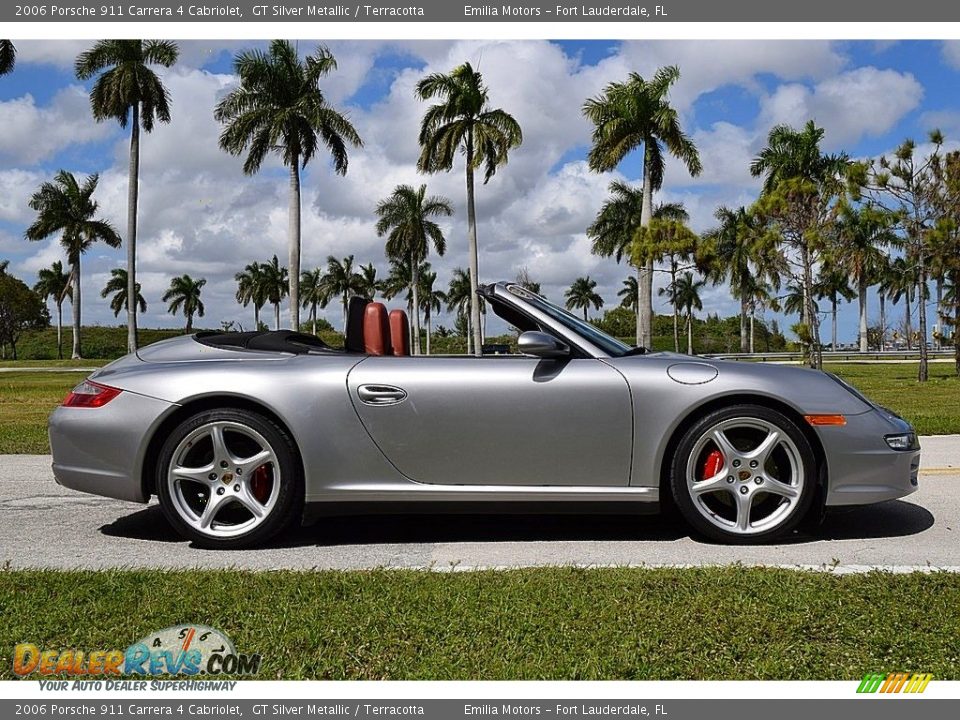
[1,436,957,572]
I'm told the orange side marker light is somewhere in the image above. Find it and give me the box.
[804,414,847,426]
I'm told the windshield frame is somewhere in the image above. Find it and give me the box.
[505,284,634,358]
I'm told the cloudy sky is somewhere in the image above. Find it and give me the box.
[2,39,960,340]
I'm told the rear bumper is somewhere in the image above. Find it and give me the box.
[821,409,920,506]
[49,392,176,503]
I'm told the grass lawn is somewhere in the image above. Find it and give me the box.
[2,566,958,680]
[825,362,960,436]
[0,359,109,369]
[0,362,957,454]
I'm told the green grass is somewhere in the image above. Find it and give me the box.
[825,363,960,435]
[2,567,958,680]
[0,372,77,453]
[0,359,109,369]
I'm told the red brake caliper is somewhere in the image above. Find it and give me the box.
[701,449,724,480]
[250,465,271,504]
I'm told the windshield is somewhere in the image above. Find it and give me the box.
[517,289,634,357]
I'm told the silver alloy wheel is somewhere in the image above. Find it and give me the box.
[684,416,803,536]
[166,420,281,538]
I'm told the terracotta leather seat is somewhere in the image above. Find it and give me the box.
[389,309,410,356]
[363,302,392,356]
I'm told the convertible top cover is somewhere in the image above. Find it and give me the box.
[194,330,332,354]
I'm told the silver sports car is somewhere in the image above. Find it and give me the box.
[49,282,921,548]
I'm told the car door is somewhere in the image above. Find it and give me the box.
[346,355,632,486]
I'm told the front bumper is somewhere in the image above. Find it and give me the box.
[49,392,176,503]
[821,408,921,506]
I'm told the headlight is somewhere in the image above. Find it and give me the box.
[884,432,919,451]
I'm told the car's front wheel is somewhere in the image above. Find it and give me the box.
[670,404,817,543]
[156,408,303,549]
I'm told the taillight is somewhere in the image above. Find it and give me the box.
[62,380,122,408]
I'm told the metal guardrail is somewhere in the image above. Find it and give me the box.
[706,350,957,362]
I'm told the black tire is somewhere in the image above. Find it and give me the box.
[669,404,817,544]
[156,408,303,549]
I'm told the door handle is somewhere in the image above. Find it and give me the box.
[357,384,407,405]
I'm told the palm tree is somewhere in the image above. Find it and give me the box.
[565,276,604,321]
[815,265,856,350]
[299,267,325,335]
[587,180,645,263]
[704,206,763,353]
[235,261,267,330]
[446,267,474,354]
[750,121,849,367]
[76,40,178,354]
[420,268,446,355]
[260,255,289,330]
[0,40,16,76]
[887,256,918,349]
[34,261,72,359]
[375,184,453,355]
[319,255,365,332]
[416,62,522,356]
[25,171,121,359]
[583,65,702,348]
[358,263,379,300]
[100,268,146,318]
[617,276,638,314]
[834,203,896,352]
[633,202,697,351]
[215,40,362,332]
[162,274,205,332]
[661,272,706,354]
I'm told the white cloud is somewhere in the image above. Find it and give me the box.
[0,87,113,164]
[942,41,960,70]
[759,67,923,148]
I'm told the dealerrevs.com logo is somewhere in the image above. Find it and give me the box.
[14,625,261,677]
[857,672,933,694]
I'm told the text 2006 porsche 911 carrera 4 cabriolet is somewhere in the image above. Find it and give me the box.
[49,282,921,548]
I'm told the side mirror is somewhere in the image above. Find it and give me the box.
[518,331,570,359]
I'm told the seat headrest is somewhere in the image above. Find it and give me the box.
[345,296,371,353]
[363,302,391,356]
[389,309,410,356]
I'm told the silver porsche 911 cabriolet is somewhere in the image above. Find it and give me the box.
[49,281,921,548]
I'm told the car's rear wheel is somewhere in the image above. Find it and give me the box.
[156,408,303,549]
[670,404,816,543]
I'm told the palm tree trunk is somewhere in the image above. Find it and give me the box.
[858,279,868,353]
[465,133,483,357]
[126,104,140,354]
[254,303,260,331]
[671,260,679,352]
[831,295,838,351]
[879,294,887,350]
[410,251,421,356]
[426,310,432,355]
[55,300,63,360]
[936,276,943,350]
[749,305,756,354]
[583,307,588,321]
[917,262,929,382]
[311,302,317,336]
[288,159,301,332]
[740,294,749,354]
[274,303,280,331]
[71,256,81,359]
[342,293,348,334]
[186,314,193,333]
[801,245,820,369]
[638,144,654,349]
[686,312,693,355]
[905,294,913,350]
